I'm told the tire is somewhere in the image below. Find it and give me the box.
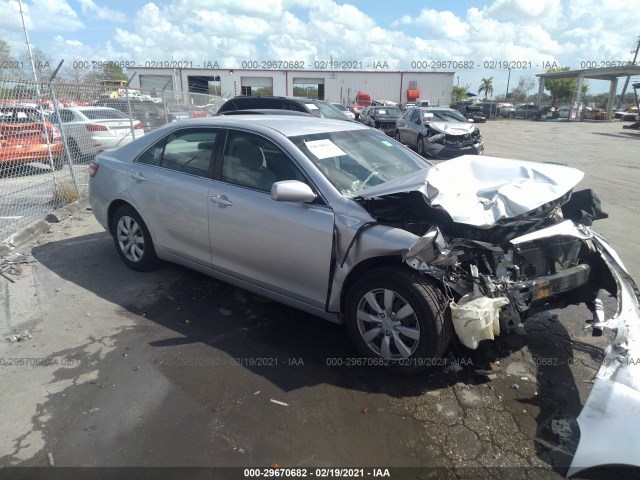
[345,266,452,374]
[53,155,65,170]
[417,136,426,156]
[68,139,83,163]
[111,205,159,272]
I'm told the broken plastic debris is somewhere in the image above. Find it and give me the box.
[511,383,520,390]
[270,399,289,407]
[253,391,261,396]
[361,408,369,414]
[47,452,55,467]
[7,330,32,343]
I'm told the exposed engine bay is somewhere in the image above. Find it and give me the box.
[357,187,613,340]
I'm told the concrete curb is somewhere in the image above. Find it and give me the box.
[45,197,89,223]
[0,198,90,257]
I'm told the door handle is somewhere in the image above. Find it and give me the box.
[210,195,232,206]
[131,172,146,181]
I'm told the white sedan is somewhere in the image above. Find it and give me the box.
[49,106,145,161]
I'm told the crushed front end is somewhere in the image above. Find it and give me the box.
[353,155,640,471]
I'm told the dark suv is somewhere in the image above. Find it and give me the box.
[93,98,168,132]
[217,96,351,121]
[510,104,539,119]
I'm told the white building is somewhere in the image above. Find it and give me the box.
[126,67,455,106]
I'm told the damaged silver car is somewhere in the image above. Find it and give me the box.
[89,116,640,472]
[395,107,484,159]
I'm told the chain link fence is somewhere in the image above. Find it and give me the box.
[0,76,222,243]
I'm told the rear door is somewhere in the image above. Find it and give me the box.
[208,129,334,309]
[127,127,221,266]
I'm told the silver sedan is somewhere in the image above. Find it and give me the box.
[88,116,638,388]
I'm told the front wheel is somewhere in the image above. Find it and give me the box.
[345,266,452,374]
[112,205,159,271]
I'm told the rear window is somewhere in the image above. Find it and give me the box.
[82,109,129,120]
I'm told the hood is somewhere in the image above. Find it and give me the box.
[428,122,477,135]
[356,155,584,228]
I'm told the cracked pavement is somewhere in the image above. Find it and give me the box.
[0,120,638,478]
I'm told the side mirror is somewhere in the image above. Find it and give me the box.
[414,117,421,125]
[271,180,317,203]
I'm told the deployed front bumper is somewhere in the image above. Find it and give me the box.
[567,233,640,475]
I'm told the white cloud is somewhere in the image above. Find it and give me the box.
[5,0,636,96]
[78,0,127,23]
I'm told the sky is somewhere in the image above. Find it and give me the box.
[3,0,640,96]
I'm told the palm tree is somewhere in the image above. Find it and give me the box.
[478,77,494,100]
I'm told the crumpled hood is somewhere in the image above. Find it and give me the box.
[428,122,477,135]
[357,155,584,228]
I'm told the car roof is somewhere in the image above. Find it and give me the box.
[66,106,121,111]
[160,115,367,137]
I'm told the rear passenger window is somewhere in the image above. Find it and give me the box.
[136,129,219,177]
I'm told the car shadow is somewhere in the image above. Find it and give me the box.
[31,231,456,398]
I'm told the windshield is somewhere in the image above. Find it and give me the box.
[425,109,468,122]
[289,128,430,198]
[373,107,402,118]
[308,101,351,120]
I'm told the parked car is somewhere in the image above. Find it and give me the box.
[500,103,521,117]
[217,96,350,121]
[348,104,366,120]
[395,107,483,159]
[48,106,145,161]
[534,106,560,121]
[88,112,636,452]
[93,97,168,132]
[331,103,356,120]
[510,104,539,119]
[558,106,571,118]
[0,104,65,171]
[357,105,403,135]
[461,104,487,123]
[401,102,416,111]
[474,102,501,119]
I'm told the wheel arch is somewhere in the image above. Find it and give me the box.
[338,255,447,314]
[107,199,136,235]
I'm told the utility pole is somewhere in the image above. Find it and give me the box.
[618,36,640,109]
[18,0,40,95]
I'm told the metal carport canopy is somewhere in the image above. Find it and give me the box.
[535,66,640,121]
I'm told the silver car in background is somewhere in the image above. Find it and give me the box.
[89,116,640,471]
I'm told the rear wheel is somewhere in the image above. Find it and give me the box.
[417,136,426,156]
[345,266,452,374]
[68,139,83,163]
[112,205,159,272]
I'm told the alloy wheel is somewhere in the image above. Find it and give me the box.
[356,288,421,360]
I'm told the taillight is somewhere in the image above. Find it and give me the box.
[51,125,62,141]
[86,124,108,131]
[88,162,99,177]
[134,123,144,129]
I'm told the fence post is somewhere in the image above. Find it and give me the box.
[124,73,137,137]
[49,82,80,197]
